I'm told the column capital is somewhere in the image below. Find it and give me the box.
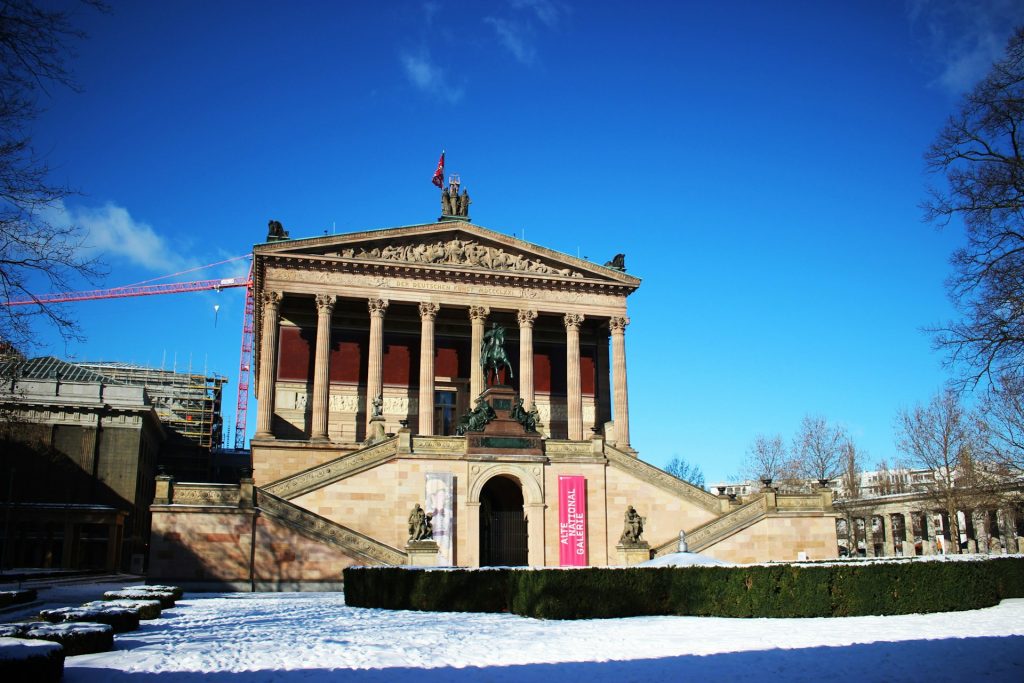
[469,305,490,322]
[419,302,440,320]
[563,312,584,331]
[315,293,336,314]
[517,309,538,328]
[262,290,283,308]
[609,315,630,332]
[368,297,389,317]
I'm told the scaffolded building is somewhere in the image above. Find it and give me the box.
[75,362,227,449]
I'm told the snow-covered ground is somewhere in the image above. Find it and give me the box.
[27,589,1017,682]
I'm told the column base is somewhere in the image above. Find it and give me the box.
[253,431,276,441]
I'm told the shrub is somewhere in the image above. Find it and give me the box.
[345,557,1024,620]
[39,606,140,633]
[103,590,175,608]
[83,599,162,620]
[0,637,64,683]
[0,622,113,656]
[123,584,184,601]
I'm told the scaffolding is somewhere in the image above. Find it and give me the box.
[76,362,228,448]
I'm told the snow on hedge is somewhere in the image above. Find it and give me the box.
[0,636,61,661]
[83,598,161,620]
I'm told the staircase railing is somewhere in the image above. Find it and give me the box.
[257,488,407,566]
[261,436,399,500]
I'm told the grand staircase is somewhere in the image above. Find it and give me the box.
[651,495,770,558]
[262,437,399,500]
[256,488,407,565]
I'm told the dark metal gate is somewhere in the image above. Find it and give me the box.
[485,511,528,566]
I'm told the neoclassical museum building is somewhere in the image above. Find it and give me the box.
[149,201,837,588]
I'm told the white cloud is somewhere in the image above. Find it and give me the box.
[45,200,194,274]
[511,0,564,28]
[484,17,536,65]
[400,51,464,103]
[907,0,1022,93]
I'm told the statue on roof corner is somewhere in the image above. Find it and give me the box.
[604,253,626,271]
[266,219,289,242]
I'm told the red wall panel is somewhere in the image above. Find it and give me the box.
[382,335,415,386]
[277,327,314,382]
[329,330,365,384]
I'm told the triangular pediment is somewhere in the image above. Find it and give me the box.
[254,221,640,288]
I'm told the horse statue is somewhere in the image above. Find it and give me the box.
[481,322,514,386]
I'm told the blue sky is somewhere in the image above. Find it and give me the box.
[24,0,1024,483]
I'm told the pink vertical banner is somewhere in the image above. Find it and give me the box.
[558,475,588,566]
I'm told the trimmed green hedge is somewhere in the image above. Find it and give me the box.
[344,557,1024,619]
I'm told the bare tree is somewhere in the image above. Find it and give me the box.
[0,1,106,353]
[741,434,792,487]
[791,415,848,487]
[978,371,1024,475]
[923,27,1024,386]
[839,440,863,499]
[664,456,705,488]
[895,390,983,553]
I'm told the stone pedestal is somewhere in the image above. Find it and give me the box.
[464,385,543,455]
[617,542,650,566]
[902,540,916,557]
[406,540,439,567]
[154,474,174,504]
[365,415,386,444]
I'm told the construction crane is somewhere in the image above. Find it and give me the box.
[3,259,255,450]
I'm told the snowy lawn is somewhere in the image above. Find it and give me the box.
[61,592,1024,682]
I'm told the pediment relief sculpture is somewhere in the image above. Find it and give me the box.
[337,238,584,278]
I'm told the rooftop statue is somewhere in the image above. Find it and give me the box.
[604,253,626,271]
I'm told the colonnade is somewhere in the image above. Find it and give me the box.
[253,291,632,444]
[838,507,1022,557]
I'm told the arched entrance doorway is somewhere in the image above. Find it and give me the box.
[479,475,528,566]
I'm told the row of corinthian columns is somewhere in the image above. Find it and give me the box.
[253,292,631,445]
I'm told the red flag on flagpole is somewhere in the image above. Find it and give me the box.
[432,151,445,188]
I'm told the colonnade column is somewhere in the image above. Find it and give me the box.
[564,313,584,441]
[255,290,282,439]
[366,298,389,431]
[609,316,631,448]
[418,302,440,435]
[310,294,335,441]
[517,309,537,408]
[882,513,895,557]
[468,305,489,399]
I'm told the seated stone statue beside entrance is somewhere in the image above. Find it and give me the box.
[408,504,433,542]
[619,505,645,545]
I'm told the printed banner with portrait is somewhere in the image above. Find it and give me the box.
[425,472,454,565]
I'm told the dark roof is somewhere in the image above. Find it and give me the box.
[0,356,126,384]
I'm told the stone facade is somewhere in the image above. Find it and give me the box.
[149,219,838,585]
[0,359,164,570]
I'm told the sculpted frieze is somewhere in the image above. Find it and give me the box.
[329,395,361,412]
[337,238,584,278]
